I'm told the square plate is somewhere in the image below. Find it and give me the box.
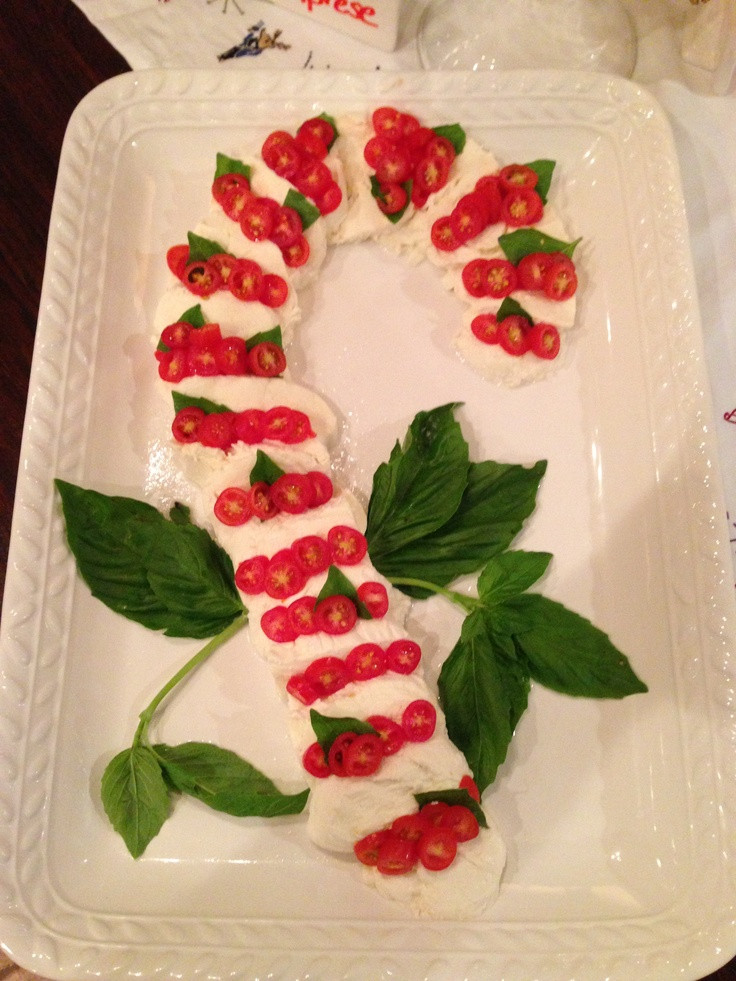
[2,69,735,980]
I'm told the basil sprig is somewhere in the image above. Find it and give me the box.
[366,406,648,793]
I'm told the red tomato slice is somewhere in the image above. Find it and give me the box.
[517,251,553,292]
[397,112,421,140]
[499,163,539,193]
[474,174,503,225]
[287,594,319,635]
[357,581,389,619]
[247,341,286,377]
[295,130,328,161]
[213,486,252,526]
[343,733,384,777]
[373,145,412,185]
[470,312,500,345]
[365,714,406,756]
[248,481,278,520]
[264,548,307,600]
[304,656,349,698]
[292,535,332,576]
[345,643,387,682]
[528,321,561,360]
[417,827,458,871]
[327,731,356,776]
[263,405,297,443]
[307,471,334,507]
[430,215,461,252]
[214,337,248,375]
[376,835,417,876]
[235,554,268,594]
[288,410,316,444]
[450,192,488,243]
[462,258,491,298]
[376,182,408,216]
[371,106,403,139]
[401,699,437,742]
[286,672,319,706]
[485,258,518,299]
[497,314,532,356]
[166,244,189,279]
[270,205,303,249]
[354,829,390,867]
[184,260,222,297]
[229,259,263,302]
[414,152,451,197]
[269,473,313,514]
[283,235,310,268]
[459,775,481,802]
[197,412,236,449]
[220,187,253,222]
[212,172,250,206]
[298,115,335,148]
[501,187,544,227]
[295,159,332,198]
[315,594,358,635]
[171,405,205,443]
[316,182,343,215]
[419,800,451,827]
[424,135,456,165]
[160,321,191,349]
[302,741,331,778]
[385,638,422,675]
[157,350,188,383]
[327,525,368,565]
[364,135,393,170]
[233,408,266,445]
[261,606,299,643]
[187,346,219,377]
[259,273,289,309]
[391,812,431,842]
[262,131,302,178]
[543,256,577,301]
[438,804,480,842]
[188,322,222,348]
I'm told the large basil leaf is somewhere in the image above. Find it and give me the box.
[101,746,172,858]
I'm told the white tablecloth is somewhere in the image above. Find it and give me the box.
[70,0,736,582]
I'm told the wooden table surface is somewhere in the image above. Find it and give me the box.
[0,1,734,978]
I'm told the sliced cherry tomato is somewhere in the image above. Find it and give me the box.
[240,198,275,242]
[286,672,319,706]
[171,405,205,443]
[197,412,236,449]
[459,775,481,802]
[366,714,406,756]
[385,638,421,675]
[160,321,191,349]
[259,273,289,309]
[157,350,188,383]
[499,163,539,193]
[343,733,384,777]
[364,135,393,170]
[543,256,577,301]
[212,172,250,206]
[373,145,412,185]
[283,235,310,268]
[188,322,222,348]
[419,800,451,827]
[424,135,456,165]
[213,486,252,526]
[316,182,343,215]
[184,260,222,297]
[220,186,253,223]
[187,345,218,377]
[261,606,299,643]
[501,187,544,227]
[248,481,278,520]
[371,106,403,139]
[414,152,451,198]
[327,525,368,565]
[430,215,461,252]
[304,656,349,698]
[295,159,333,199]
[391,812,431,843]
[528,321,561,360]
[315,594,358,635]
[262,131,302,178]
[376,182,408,216]
[298,115,335,149]
[302,741,331,778]
[270,205,303,249]
[357,581,388,619]
[497,314,531,356]
[289,410,316,444]
[307,471,334,507]
[327,731,356,776]
[263,405,297,442]
[247,341,286,377]
[485,258,518,299]
[229,259,263,302]
[166,243,189,279]
[270,473,313,514]
[438,804,480,842]
[462,258,491,298]
[292,535,332,576]
[405,126,433,161]
[470,312,500,345]
[376,835,417,876]
[215,336,248,375]
[235,554,268,594]
[354,829,390,867]
[264,548,307,599]
[345,643,387,682]
[401,699,437,742]
[474,174,503,225]
[287,594,319,635]
[397,111,420,140]
[233,408,266,444]
[417,827,458,871]
[295,129,328,160]
[517,251,553,292]
[450,192,488,243]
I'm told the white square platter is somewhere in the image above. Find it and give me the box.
[1,68,735,981]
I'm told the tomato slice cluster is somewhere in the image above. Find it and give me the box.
[461,257,518,300]
[156,320,287,383]
[261,117,342,216]
[166,243,289,308]
[286,637,422,705]
[235,525,367,599]
[364,105,457,214]
[260,579,389,643]
[212,171,311,270]
[214,470,332,529]
[517,251,578,301]
[302,698,437,780]
[470,312,561,360]
[172,404,316,450]
[354,798,480,875]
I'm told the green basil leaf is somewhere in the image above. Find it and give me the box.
[245,325,283,351]
[153,742,309,817]
[366,404,469,561]
[214,153,252,181]
[56,480,245,639]
[310,709,377,754]
[438,609,530,793]
[249,449,285,486]
[284,188,321,230]
[477,550,552,605]
[177,304,207,329]
[414,788,488,828]
[171,391,232,416]
[498,228,581,265]
[316,565,372,618]
[372,459,546,593]
[318,112,339,149]
[526,159,555,203]
[187,231,227,263]
[169,502,192,525]
[370,174,412,224]
[433,123,466,155]
[497,295,533,323]
[100,745,171,858]
[508,593,648,698]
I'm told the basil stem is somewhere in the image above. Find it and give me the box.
[134,612,248,747]
[387,576,479,615]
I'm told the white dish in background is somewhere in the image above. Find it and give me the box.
[1,69,735,980]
